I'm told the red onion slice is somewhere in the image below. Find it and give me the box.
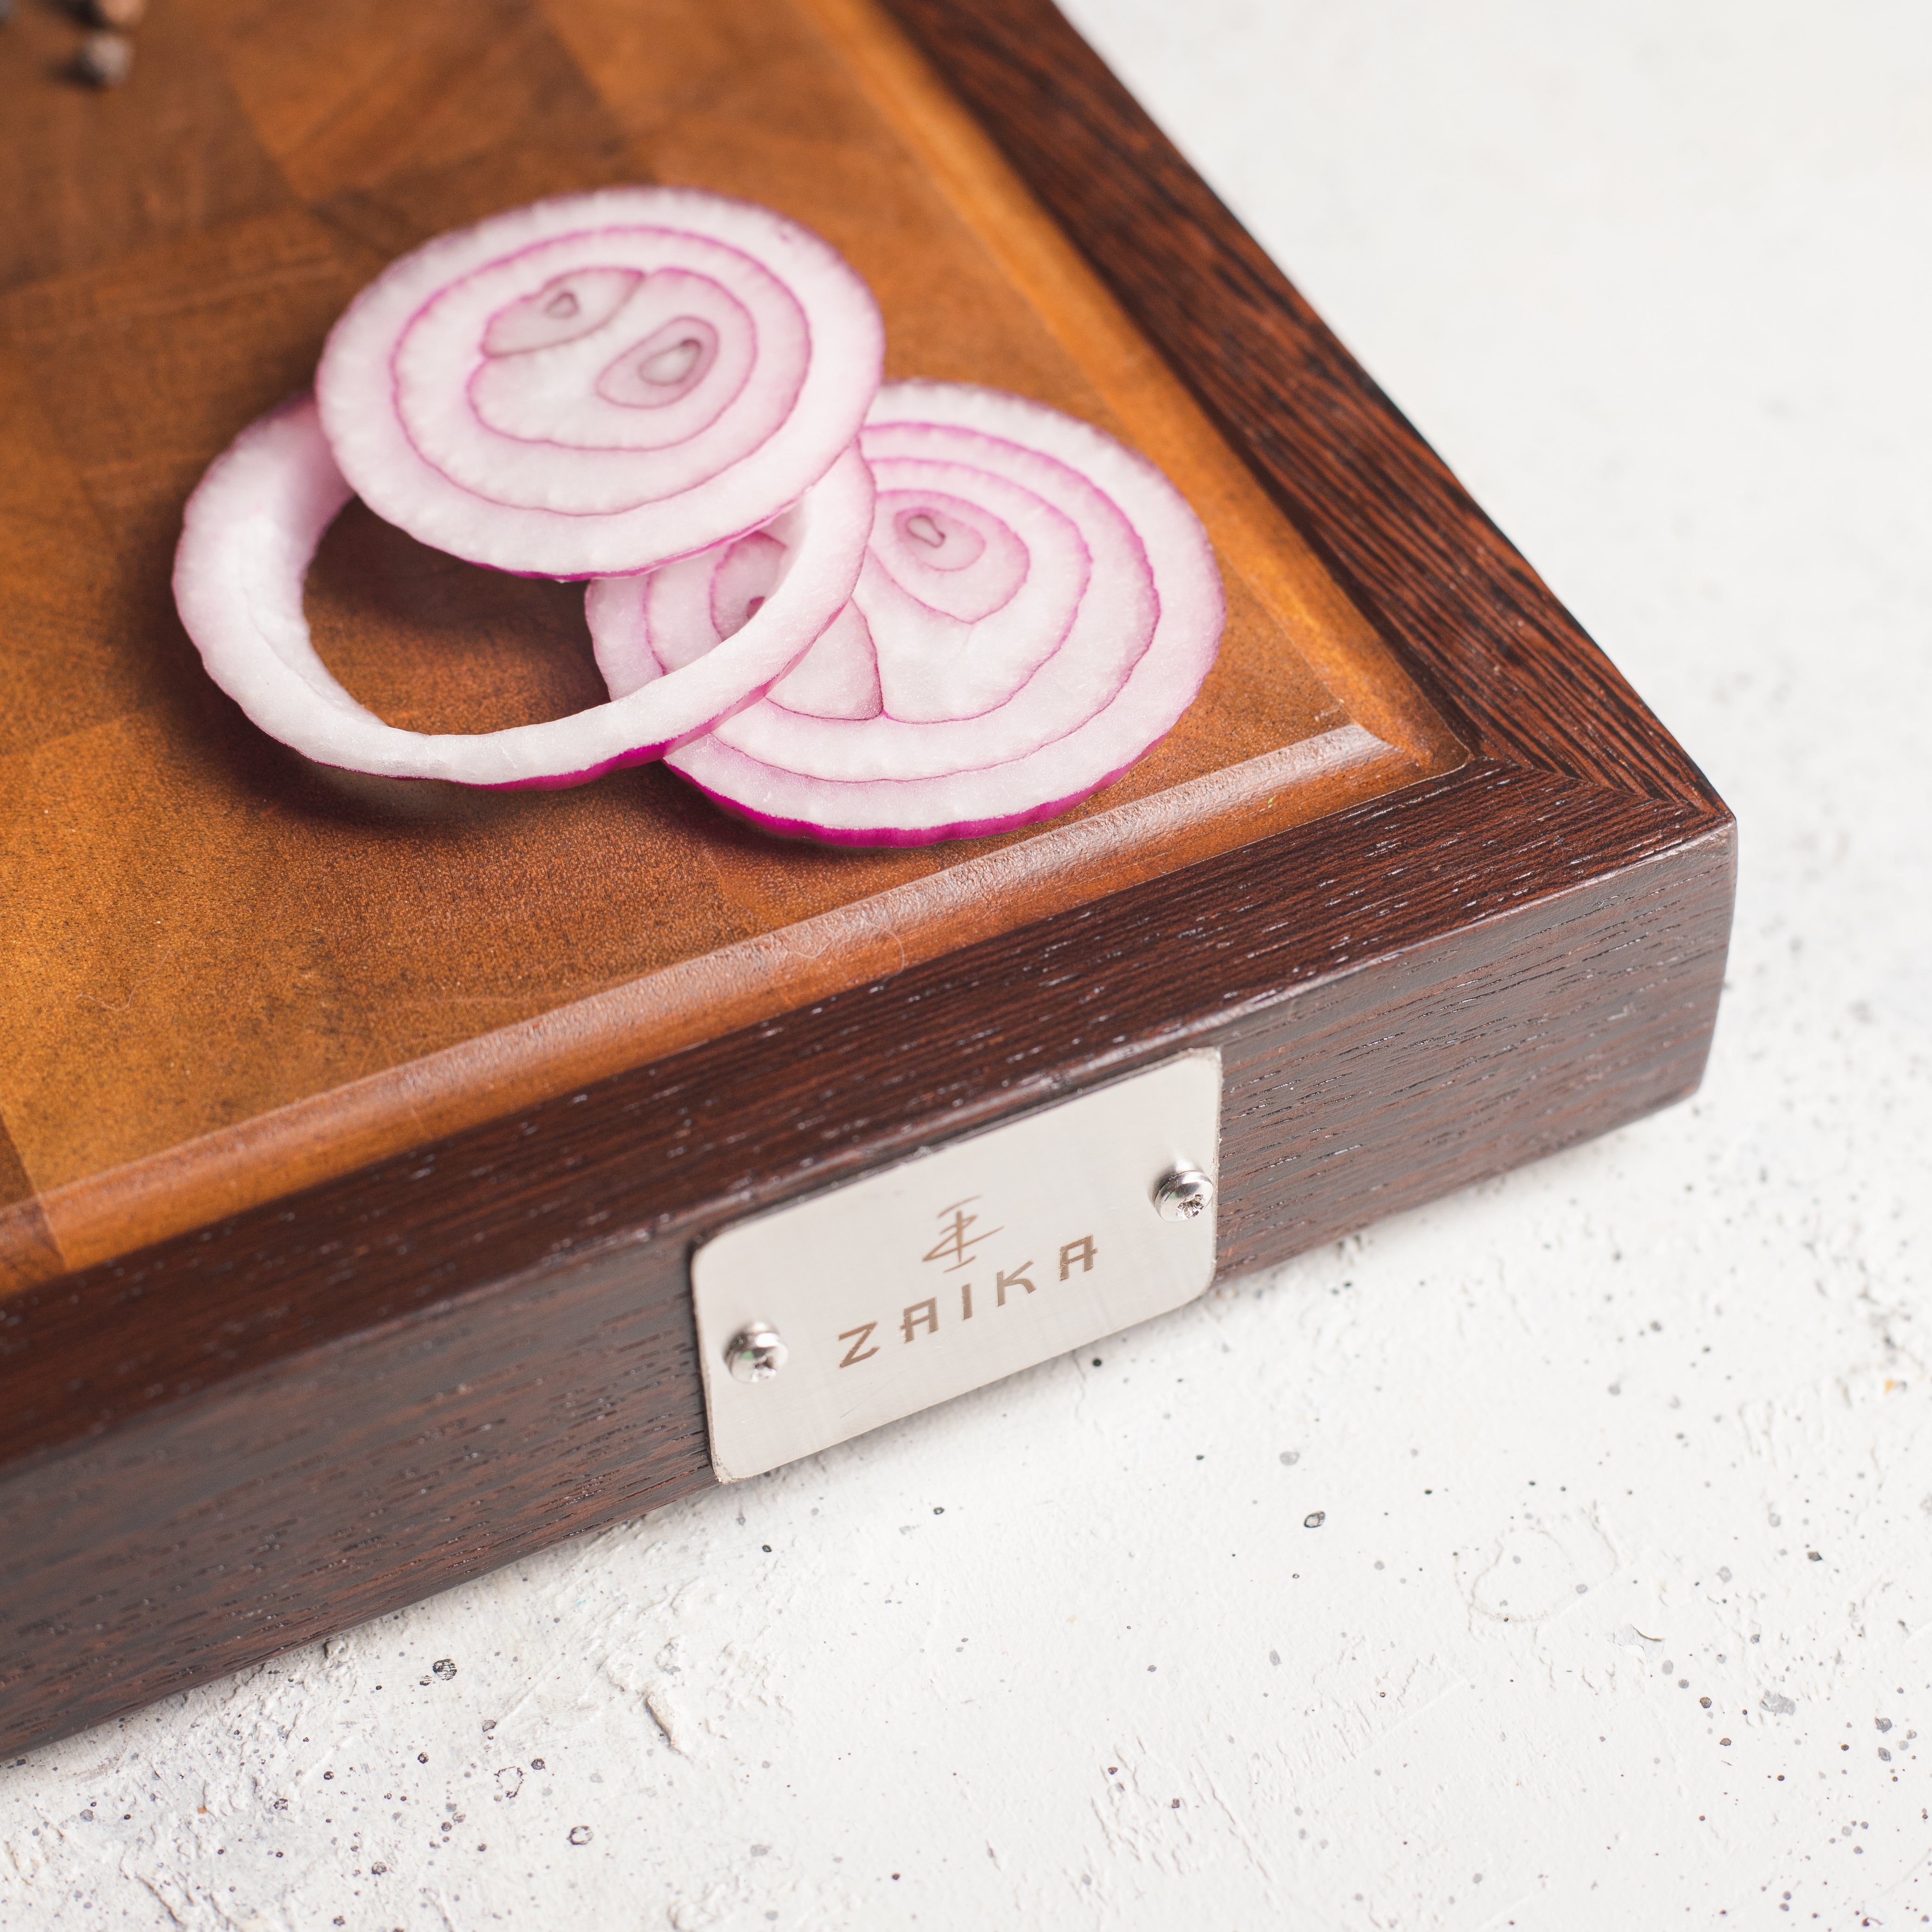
[172,396,873,789]
[316,188,883,580]
[589,381,1224,844]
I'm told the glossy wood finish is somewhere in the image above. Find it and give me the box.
[0,0,1733,1755]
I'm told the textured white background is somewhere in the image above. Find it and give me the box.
[5,0,1930,1925]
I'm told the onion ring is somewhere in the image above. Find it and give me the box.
[316,187,883,579]
[589,381,1224,843]
[172,395,873,789]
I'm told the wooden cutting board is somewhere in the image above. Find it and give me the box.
[0,0,1459,1290]
[0,0,1732,1756]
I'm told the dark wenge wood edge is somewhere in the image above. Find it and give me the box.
[0,1230,718,1758]
[883,0,1725,810]
[0,809,1733,1760]
[2,759,1723,1471]
[1216,817,1736,1274]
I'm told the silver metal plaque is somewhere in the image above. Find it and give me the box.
[691,1050,1221,1481]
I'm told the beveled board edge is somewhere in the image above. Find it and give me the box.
[1,762,1727,1469]
[0,804,1736,1756]
[0,724,1420,1294]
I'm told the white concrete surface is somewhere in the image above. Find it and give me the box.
[5,1,1930,1925]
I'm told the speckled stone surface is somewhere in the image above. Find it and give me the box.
[4,0,1929,1925]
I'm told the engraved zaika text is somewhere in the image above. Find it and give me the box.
[835,1197,1098,1368]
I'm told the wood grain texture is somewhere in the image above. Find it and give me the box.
[0,0,1734,1756]
[0,777,1732,1753]
[15,722,1404,1290]
[0,0,289,294]
[0,0,1452,1282]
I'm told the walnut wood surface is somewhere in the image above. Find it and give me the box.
[0,0,1456,1290]
[0,0,1734,1755]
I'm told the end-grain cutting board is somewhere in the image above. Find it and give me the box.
[0,0,1732,1755]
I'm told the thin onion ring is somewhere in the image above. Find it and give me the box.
[172,396,873,790]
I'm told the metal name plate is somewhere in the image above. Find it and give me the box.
[691,1050,1221,1481]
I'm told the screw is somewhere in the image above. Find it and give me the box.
[725,1323,788,1384]
[1153,1166,1215,1222]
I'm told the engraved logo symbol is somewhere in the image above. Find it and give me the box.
[921,1196,1001,1273]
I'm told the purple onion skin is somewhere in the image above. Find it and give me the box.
[674,750,1153,849]
[476,743,670,791]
